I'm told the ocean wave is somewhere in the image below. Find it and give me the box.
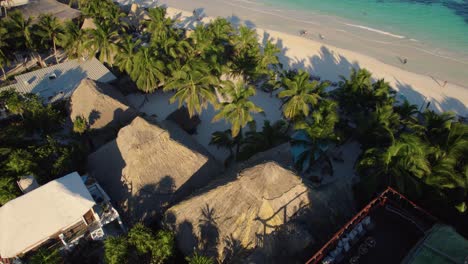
[344,23,405,39]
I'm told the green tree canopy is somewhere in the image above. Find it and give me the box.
[36,14,63,63]
[212,80,263,137]
[104,236,128,264]
[278,70,327,120]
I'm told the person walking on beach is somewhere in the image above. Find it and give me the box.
[402,58,407,64]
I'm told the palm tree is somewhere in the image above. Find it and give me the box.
[336,68,372,113]
[5,91,25,119]
[229,25,261,81]
[419,110,456,145]
[209,129,243,166]
[233,26,258,52]
[0,23,8,53]
[239,120,289,160]
[208,18,234,44]
[358,134,431,195]
[190,24,214,56]
[357,103,400,148]
[257,39,281,77]
[290,99,338,172]
[114,34,141,74]
[294,99,339,141]
[0,24,8,80]
[146,7,175,45]
[36,14,63,64]
[186,252,215,264]
[278,70,327,120]
[29,248,62,264]
[101,5,126,29]
[4,10,33,51]
[0,176,19,206]
[157,36,192,61]
[394,99,420,132]
[164,59,219,117]
[130,47,166,93]
[0,52,8,81]
[336,68,395,115]
[84,22,119,64]
[212,80,263,137]
[58,20,86,59]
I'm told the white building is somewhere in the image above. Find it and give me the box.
[0,172,124,263]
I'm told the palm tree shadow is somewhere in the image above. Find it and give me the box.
[261,31,290,69]
[198,204,220,259]
[395,80,467,116]
[127,175,176,224]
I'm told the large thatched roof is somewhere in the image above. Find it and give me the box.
[70,78,137,132]
[87,117,222,223]
[165,145,356,262]
[165,162,311,260]
[17,0,80,22]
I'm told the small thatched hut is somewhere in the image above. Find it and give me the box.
[87,117,222,224]
[70,78,137,131]
[165,145,356,262]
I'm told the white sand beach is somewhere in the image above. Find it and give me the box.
[161,5,468,115]
[122,2,468,162]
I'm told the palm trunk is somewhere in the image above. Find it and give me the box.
[53,38,58,64]
[235,128,243,160]
[1,66,6,81]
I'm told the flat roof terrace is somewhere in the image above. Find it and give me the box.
[337,205,426,264]
[306,188,437,264]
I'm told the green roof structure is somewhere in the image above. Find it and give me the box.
[404,224,468,264]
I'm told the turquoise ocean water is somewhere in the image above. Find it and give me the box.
[262,0,468,55]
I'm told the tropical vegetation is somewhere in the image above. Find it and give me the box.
[104,223,175,264]
[0,90,88,205]
[0,0,466,262]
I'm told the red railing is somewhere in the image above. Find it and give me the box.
[305,187,436,264]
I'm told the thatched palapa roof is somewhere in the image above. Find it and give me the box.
[70,78,137,132]
[165,144,356,262]
[81,18,97,30]
[165,162,311,260]
[17,0,80,22]
[87,117,222,223]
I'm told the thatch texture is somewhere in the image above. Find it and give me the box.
[17,0,80,22]
[81,18,97,30]
[87,117,222,224]
[166,106,201,135]
[165,162,312,261]
[165,145,356,262]
[70,78,137,132]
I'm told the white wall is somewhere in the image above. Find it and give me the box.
[1,0,29,8]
